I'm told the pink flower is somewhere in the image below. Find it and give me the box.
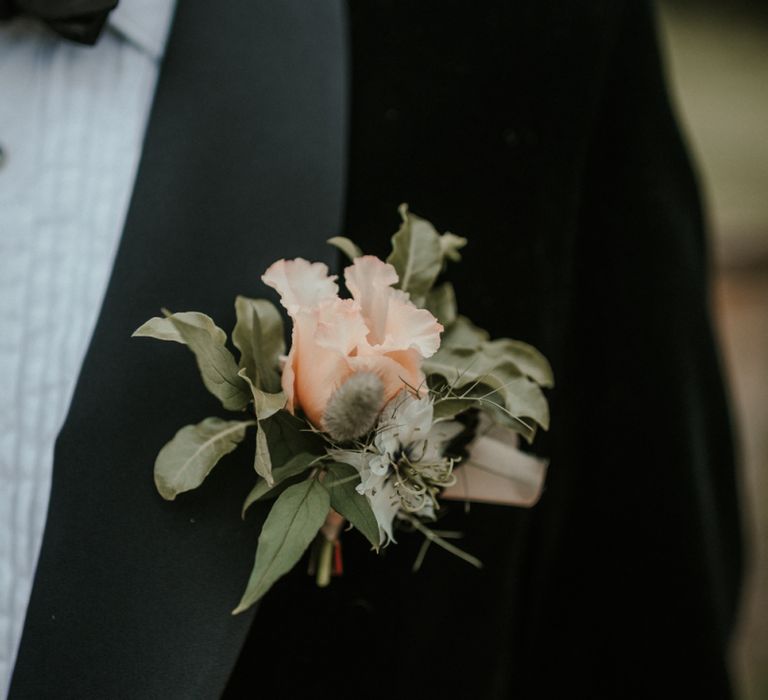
[262,256,443,429]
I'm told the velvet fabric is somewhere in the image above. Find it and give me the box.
[10,1,741,698]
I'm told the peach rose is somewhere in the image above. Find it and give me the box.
[261,255,443,429]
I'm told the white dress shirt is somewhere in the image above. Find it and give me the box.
[0,1,174,693]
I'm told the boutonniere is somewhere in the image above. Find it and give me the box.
[134,205,552,613]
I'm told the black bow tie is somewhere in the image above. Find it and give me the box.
[0,0,118,44]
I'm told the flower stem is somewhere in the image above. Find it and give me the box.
[405,514,483,569]
[315,537,334,588]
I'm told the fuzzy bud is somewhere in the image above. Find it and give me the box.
[322,371,385,442]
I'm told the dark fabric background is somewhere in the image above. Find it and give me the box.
[11,1,741,699]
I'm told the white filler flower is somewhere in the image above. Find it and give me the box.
[331,392,462,545]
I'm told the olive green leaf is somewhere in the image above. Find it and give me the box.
[324,462,380,550]
[432,397,476,421]
[237,370,285,421]
[260,410,323,467]
[387,204,443,306]
[440,315,489,350]
[252,427,270,487]
[424,345,549,440]
[132,311,227,345]
[327,236,363,261]
[482,339,555,388]
[162,313,250,411]
[237,370,286,486]
[232,297,285,394]
[233,478,330,613]
[242,452,317,517]
[154,417,254,500]
[425,281,457,327]
[254,410,322,486]
[439,232,468,263]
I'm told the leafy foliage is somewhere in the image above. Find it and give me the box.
[439,231,468,262]
[134,310,250,411]
[233,478,330,612]
[242,452,317,517]
[154,418,254,500]
[327,236,363,261]
[133,311,228,345]
[232,296,285,394]
[387,204,444,307]
[238,370,285,485]
[441,316,490,349]
[168,312,251,411]
[323,463,380,550]
[425,281,458,327]
[427,303,553,440]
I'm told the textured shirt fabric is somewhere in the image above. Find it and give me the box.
[0,2,174,693]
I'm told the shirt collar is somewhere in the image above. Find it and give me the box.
[108,0,176,60]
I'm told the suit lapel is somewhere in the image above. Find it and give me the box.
[9,1,347,697]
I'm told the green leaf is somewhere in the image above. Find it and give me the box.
[253,426,273,486]
[439,232,468,263]
[132,311,227,345]
[238,370,287,485]
[440,315,489,350]
[483,339,555,388]
[242,452,317,517]
[166,313,250,411]
[232,297,285,394]
[387,204,443,306]
[425,281,457,327]
[324,463,380,550]
[260,410,323,467]
[250,408,323,487]
[233,479,330,613]
[424,345,549,438]
[154,417,254,500]
[327,236,363,261]
[432,397,476,421]
[238,370,285,420]
[466,379,547,442]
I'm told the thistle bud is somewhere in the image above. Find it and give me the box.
[322,371,385,442]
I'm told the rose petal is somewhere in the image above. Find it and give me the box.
[262,258,338,316]
[314,298,369,356]
[289,308,352,426]
[377,294,443,357]
[344,256,399,344]
[345,256,442,357]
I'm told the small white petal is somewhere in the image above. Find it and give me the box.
[368,479,401,545]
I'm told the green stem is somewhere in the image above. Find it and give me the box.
[405,514,483,569]
[315,537,334,588]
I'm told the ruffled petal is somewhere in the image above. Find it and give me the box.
[262,258,338,316]
[313,298,369,356]
[289,308,352,426]
[344,256,399,344]
[377,294,443,357]
[344,256,442,357]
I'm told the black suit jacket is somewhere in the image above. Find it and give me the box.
[10,2,741,699]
